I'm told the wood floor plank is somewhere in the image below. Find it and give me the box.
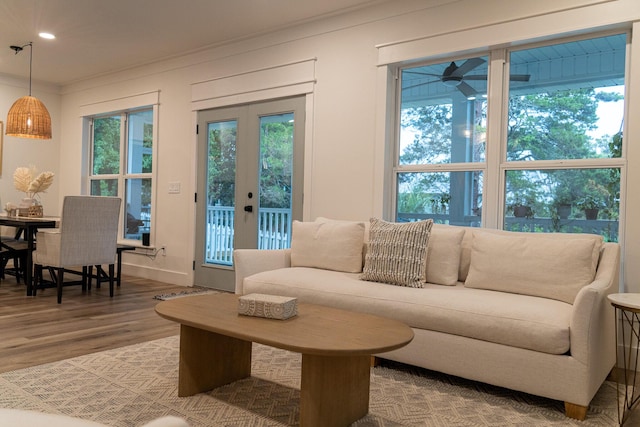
[0,274,191,373]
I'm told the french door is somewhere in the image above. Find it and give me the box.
[195,97,305,291]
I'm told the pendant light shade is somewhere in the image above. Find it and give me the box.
[6,95,52,139]
[5,42,52,140]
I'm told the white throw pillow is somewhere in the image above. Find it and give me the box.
[458,228,603,282]
[361,218,433,287]
[426,224,465,286]
[290,219,365,273]
[464,232,598,304]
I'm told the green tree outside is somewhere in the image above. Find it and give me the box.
[399,88,623,224]
[92,115,120,196]
[206,118,294,210]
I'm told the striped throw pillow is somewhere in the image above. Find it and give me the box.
[361,218,433,287]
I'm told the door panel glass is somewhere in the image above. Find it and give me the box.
[206,120,237,266]
[259,113,294,249]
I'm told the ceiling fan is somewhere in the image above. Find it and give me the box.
[404,58,530,98]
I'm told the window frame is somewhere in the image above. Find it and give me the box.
[390,29,628,238]
[86,105,158,245]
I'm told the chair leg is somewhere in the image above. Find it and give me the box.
[80,266,87,292]
[0,256,7,281]
[0,255,24,283]
[33,264,41,296]
[96,265,102,289]
[57,267,64,304]
[81,266,87,291]
[87,265,93,290]
[109,264,115,297]
[14,256,22,284]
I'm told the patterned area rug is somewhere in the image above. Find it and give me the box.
[153,287,220,300]
[0,336,618,426]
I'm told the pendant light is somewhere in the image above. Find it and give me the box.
[5,42,52,140]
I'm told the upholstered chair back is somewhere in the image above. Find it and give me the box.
[58,196,121,267]
[34,196,121,269]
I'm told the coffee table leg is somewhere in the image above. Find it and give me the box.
[300,354,370,426]
[178,324,252,397]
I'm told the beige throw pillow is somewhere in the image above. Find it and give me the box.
[290,220,365,273]
[458,228,603,282]
[361,218,433,287]
[426,225,465,286]
[464,232,598,304]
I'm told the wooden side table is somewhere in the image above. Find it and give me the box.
[608,293,640,425]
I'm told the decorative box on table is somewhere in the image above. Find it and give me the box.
[238,293,298,320]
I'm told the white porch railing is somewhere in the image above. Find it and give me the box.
[206,206,235,265]
[397,212,619,242]
[205,206,291,265]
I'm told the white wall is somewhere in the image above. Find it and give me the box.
[1,0,638,290]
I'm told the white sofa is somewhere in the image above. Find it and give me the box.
[234,218,621,420]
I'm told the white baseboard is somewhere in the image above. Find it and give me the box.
[120,263,191,287]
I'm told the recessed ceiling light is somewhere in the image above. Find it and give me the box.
[38,32,56,40]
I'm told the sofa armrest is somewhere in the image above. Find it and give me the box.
[233,249,291,295]
[570,242,620,366]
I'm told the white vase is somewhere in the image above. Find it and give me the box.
[19,198,37,209]
[18,198,43,217]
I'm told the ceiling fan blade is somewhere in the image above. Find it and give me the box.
[404,70,442,78]
[460,73,531,82]
[456,81,477,98]
[402,80,441,91]
[451,58,485,77]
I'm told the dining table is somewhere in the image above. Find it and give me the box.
[0,214,59,296]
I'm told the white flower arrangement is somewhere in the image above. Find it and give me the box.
[13,166,55,200]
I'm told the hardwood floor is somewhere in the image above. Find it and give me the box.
[0,274,199,373]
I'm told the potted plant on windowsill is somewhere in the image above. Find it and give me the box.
[552,190,573,220]
[576,195,605,220]
[431,193,450,214]
[556,203,572,220]
[508,195,535,219]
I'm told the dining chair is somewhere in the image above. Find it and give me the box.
[0,238,28,283]
[33,196,122,303]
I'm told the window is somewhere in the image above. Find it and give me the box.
[89,108,155,243]
[394,32,626,241]
[398,55,487,226]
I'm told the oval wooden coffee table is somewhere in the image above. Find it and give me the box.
[155,292,414,426]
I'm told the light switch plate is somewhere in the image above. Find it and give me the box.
[168,181,181,194]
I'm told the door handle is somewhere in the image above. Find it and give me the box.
[243,205,253,213]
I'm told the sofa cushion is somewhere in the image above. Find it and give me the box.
[426,224,465,286]
[290,219,364,273]
[243,267,572,355]
[458,227,604,283]
[361,218,433,287]
[464,231,598,304]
